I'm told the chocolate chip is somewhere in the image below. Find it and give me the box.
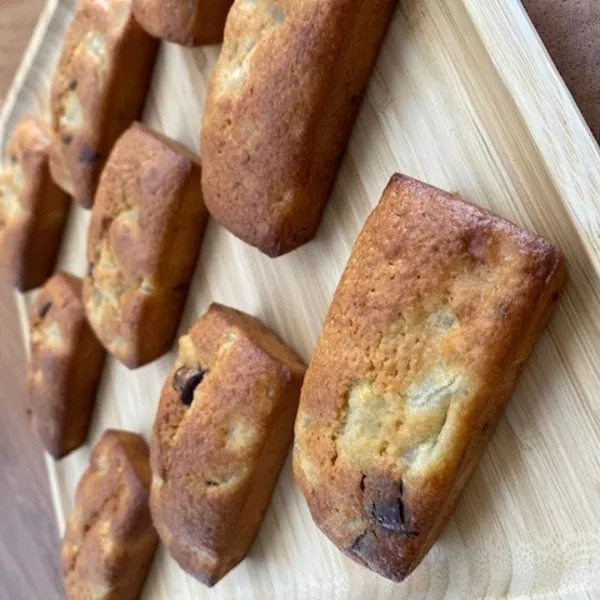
[349,531,367,555]
[10,154,17,164]
[360,473,366,491]
[68,79,78,90]
[373,499,403,531]
[61,134,73,146]
[38,301,52,319]
[87,262,94,277]
[79,148,102,164]
[172,366,207,406]
[372,481,417,538]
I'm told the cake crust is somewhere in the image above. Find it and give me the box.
[61,429,158,599]
[133,0,233,46]
[83,122,208,368]
[201,0,395,256]
[49,0,158,208]
[293,174,565,581]
[27,272,105,458]
[150,303,305,585]
[0,117,70,291]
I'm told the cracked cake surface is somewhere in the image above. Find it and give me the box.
[49,0,158,207]
[0,117,70,291]
[293,174,565,581]
[150,303,305,586]
[133,0,233,46]
[201,0,396,256]
[83,122,208,368]
[27,272,105,458]
[61,429,158,599]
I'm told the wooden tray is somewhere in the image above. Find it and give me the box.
[2,0,600,597]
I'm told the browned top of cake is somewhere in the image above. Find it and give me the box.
[49,0,154,204]
[1,117,52,218]
[83,121,206,365]
[61,429,157,599]
[133,0,232,45]
[201,0,395,255]
[151,303,305,583]
[0,116,71,290]
[294,174,565,579]
[27,273,86,450]
[29,271,85,370]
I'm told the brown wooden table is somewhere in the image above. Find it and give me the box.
[0,1,598,598]
[0,3,63,598]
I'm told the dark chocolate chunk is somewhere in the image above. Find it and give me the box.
[349,531,367,555]
[371,481,417,538]
[172,366,207,406]
[38,301,52,319]
[68,79,78,90]
[79,148,102,164]
[61,134,73,146]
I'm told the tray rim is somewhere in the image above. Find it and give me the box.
[2,0,600,598]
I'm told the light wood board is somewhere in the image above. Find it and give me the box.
[2,0,600,598]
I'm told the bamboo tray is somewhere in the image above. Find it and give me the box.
[2,0,600,598]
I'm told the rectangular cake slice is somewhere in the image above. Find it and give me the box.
[0,117,70,291]
[61,429,158,599]
[150,303,306,585]
[49,0,158,208]
[83,122,208,368]
[28,272,105,458]
[201,0,396,256]
[133,0,233,46]
[293,174,565,581]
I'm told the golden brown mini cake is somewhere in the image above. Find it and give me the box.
[61,429,158,599]
[0,117,70,291]
[49,0,158,208]
[83,122,208,368]
[201,0,395,256]
[293,174,566,582]
[133,0,233,46]
[150,303,306,586]
[27,272,105,459]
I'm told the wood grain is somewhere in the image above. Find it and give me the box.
[0,0,45,107]
[2,0,600,599]
[0,279,62,600]
[0,2,62,599]
[522,0,600,142]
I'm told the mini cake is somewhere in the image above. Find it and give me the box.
[133,0,233,46]
[61,429,158,599]
[0,117,70,291]
[293,174,565,581]
[150,303,306,585]
[201,0,396,256]
[49,0,158,208]
[83,122,208,368]
[27,272,105,458]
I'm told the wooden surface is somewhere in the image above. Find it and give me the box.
[522,0,600,142]
[0,0,45,107]
[0,1,63,599]
[2,0,600,599]
[0,279,63,600]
